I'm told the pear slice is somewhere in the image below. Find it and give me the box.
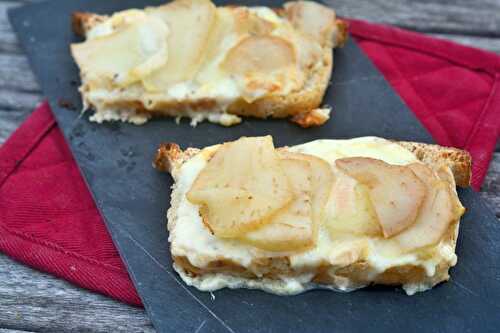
[284,1,337,46]
[279,151,334,232]
[394,163,462,251]
[221,35,296,75]
[241,158,313,251]
[142,0,216,91]
[187,136,293,238]
[232,7,275,36]
[221,35,299,101]
[71,16,169,87]
[336,157,426,238]
[196,7,276,85]
[325,174,381,237]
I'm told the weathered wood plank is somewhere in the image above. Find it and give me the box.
[325,0,500,36]
[0,254,154,333]
[0,329,35,333]
[0,89,41,111]
[0,54,39,92]
[0,1,23,54]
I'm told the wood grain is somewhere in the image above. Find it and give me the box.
[325,0,500,36]
[0,254,154,333]
[0,0,498,332]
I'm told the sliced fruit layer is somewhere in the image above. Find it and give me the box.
[221,35,301,101]
[142,0,216,91]
[284,0,338,46]
[278,151,334,234]
[394,163,463,251]
[232,7,275,36]
[325,174,381,237]
[187,139,463,254]
[242,152,334,251]
[73,0,342,108]
[336,157,426,238]
[71,16,169,87]
[222,35,296,75]
[241,158,313,251]
[187,136,293,238]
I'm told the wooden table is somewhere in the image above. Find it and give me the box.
[0,0,498,332]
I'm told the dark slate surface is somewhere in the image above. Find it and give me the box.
[9,1,500,332]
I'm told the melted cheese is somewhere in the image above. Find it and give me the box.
[170,137,459,295]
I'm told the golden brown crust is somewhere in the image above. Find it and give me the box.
[154,143,183,173]
[154,143,201,174]
[396,141,471,187]
[72,12,107,37]
[290,108,331,127]
[173,254,450,287]
[334,19,349,47]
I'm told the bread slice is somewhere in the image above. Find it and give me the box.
[71,0,347,127]
[70,0,348,127]
[154,137,471,295]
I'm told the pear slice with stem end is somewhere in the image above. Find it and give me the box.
[187,136,293,238]
[241,158,314,251]
[336,157,426,238]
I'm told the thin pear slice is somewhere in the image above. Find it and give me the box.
[394,163,459,251]
[279,151,334,232]
[325,174,381,237]
[221,33,300,102]
[284,1,338,46]
[221,35,296,75]
[196,7,276,85]
[241,158,313,251]
[232,7,275,36]
[71,16,169,87]
[187,136,293,238]
[142,0,216,91]
[336,157,426,238]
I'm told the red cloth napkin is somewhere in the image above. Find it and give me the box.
[0,20,499,307]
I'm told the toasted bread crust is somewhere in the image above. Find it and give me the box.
[396,141,471,187]
[154,140,472,187]
[335,19,349,47]
[154,143,200,174]
[72,12,107,37]
[155,140,468,290]
[71,9,345,127]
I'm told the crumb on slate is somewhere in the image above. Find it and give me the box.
[58,98,77,110]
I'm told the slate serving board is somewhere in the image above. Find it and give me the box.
[9,1,500,332]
